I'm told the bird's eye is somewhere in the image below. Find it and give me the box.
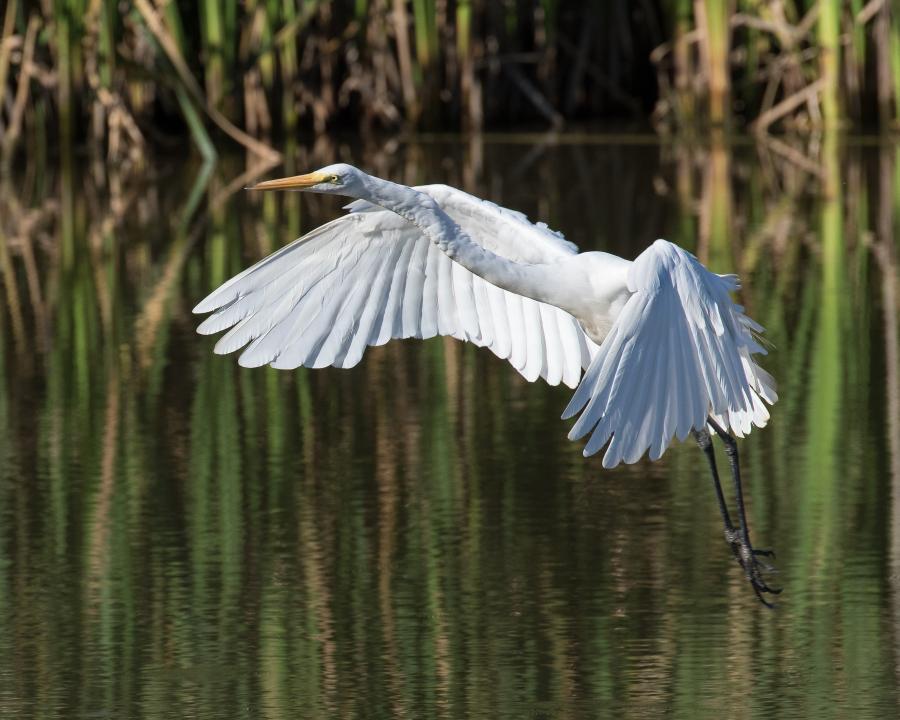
[329,174,341,184]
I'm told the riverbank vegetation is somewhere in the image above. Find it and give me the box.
[1,1,899,164]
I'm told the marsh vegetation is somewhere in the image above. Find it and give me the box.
[2,0,900,167]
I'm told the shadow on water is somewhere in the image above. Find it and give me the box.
[0,132,899,718]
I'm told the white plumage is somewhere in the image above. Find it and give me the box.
[195,185,597,388]
[563,240,776,467]
[194,165,776,469]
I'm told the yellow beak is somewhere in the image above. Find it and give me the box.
[247,171,330,191]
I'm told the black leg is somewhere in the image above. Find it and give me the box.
[700,417,781,606]
[692,428,735,538]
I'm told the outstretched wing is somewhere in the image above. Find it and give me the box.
[194,192,595,388]
[562,240,777,467]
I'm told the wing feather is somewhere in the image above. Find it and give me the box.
[397,232,426,338]
[420,244,440,338]
[452,262,481,339]
[505,291,527,372]
[372,232,415,345]
[521,298,546,383]
[538,303,562,387]
[470,276,495,349]
[195,200,593,388]
[320,241,398,367]
[487,284,513,361]
[564,240,776,467]
[340,242,404,366]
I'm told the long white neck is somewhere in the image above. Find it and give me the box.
[360,176,566,308]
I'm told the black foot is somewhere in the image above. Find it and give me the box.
[725,530,781,607]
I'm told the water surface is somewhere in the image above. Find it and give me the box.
[1,134,898,718]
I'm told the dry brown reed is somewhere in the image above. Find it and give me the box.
[0,1,899,165]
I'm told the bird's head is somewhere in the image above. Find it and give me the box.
[247,163,368,197]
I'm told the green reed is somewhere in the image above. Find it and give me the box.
[891,9,900,122]
[3,1,900,164]
[819,0,842,127]
[702,0,730,127]
[200,0,227,108]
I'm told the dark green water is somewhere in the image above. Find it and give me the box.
[1,134,899,718]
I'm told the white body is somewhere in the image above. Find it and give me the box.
[195,166,777,468]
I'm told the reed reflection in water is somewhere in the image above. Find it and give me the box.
[0,133,899,718]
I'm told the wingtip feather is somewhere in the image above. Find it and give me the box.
[193,293,228,315]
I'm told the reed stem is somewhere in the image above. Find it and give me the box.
[818,0,842,127]
[699,0,730,127]
[5,1,900,151]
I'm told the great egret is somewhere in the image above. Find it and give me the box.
[194,163,780,604]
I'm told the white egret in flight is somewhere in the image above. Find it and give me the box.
[194,164,780,605]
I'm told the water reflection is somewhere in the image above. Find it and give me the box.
[1,133,899,718]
